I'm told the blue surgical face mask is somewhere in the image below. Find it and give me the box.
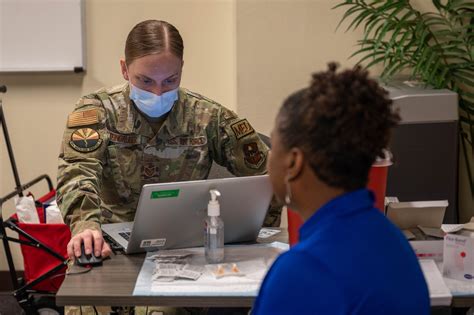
[129,83,178,118]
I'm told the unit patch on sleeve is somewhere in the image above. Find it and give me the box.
[231,119,255,140]
[69,128,103,153]
[67,109,99,128]
[243,142,265,169]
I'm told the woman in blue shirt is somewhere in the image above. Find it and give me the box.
[253,63,430,315]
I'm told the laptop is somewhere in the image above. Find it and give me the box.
[102,175,273,254]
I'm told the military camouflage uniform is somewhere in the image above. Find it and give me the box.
[57,83,280,235]
[58,84,279,315]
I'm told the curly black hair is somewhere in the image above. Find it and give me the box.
[278,62,400,191]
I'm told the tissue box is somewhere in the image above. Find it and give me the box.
[385,199,447,261]
[443,231,474,281]
[386,200,448,230]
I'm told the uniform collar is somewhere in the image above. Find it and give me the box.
[148,88,193,139]
[162,88,190,136]
[299,188,375,241]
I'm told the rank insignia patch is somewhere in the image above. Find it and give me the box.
[69,128,103,153]
[142,163,158,179]
[231,119,254,140]
[243,142,265,169]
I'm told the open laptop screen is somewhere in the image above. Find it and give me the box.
[105,175,273,254]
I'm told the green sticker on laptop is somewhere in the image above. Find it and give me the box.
[151,189,180,199]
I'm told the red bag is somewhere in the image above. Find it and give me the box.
[13,190,71,292]
[287,163,391,247]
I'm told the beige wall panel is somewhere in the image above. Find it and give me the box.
[0,0,236,271]
[236,0,374,135]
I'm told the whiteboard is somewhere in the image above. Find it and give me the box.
[0,0,85,72]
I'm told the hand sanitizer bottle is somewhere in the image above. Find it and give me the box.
[205,189,224,264]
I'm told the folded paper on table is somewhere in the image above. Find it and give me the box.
[133,242,288,297]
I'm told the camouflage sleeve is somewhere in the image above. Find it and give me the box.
[56,97,109,235]
[209,107,282,227]
[265,197,284,227]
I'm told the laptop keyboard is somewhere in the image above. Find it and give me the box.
[102,231,124,253]
[119,231,131,241]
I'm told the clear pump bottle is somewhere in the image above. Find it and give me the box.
[205,189,224,263]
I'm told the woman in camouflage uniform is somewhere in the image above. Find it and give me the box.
[57,20,279,263]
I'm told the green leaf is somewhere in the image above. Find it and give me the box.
[460,99,474,114]
[423,13,450,27]
[386,3,408,22]
[346,9,373,31]
[459,23,474,31]
[423,51,439,77]
[384,60,411,78]
[363,14,380,33]
[399,8,416,22]
[450,2,474,11]
[413,48,432,74]
[461,12,474,19]
[442,45,470,55]
[418,28,433,47]
[372,20,389,40]
[365,55,387,69]
[364,18,386,41]
[428,59,443,85]
[459,91,474,99]
[354,48,387,65]
[387,24,413,50]
[334,0,474,160]
[454,73,474,86]
[452,62,474,69]
[378,1,407,18]
[443,37,470,45]
[396,30,414,54]
[336,4,365,31]
[432,29,462,39]
[331,1,353,11]
[435,66,450,87]
[457,68,474,75]
[443,53,471,63]
[459,116,471,125]
[442,44,471,56]
[461,102,474,112]
[349,44,380,59]
[375,21,397,48]
[433,0,446,11]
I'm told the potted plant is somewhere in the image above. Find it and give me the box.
[334,0,474,198]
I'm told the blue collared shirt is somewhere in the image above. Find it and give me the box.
[253,189,430,315]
